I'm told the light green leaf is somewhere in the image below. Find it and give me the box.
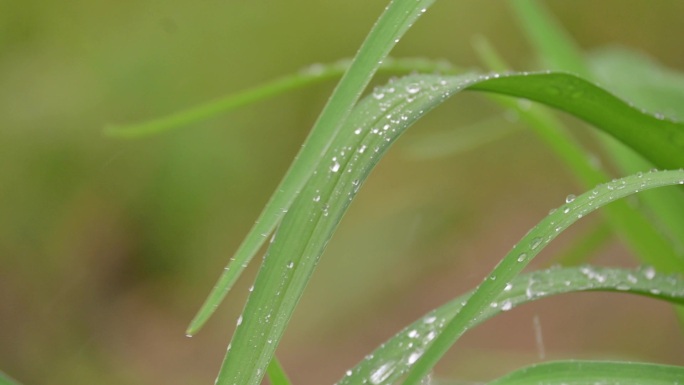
[267,356,293,385]
[402,170,684,385]
[472,36,684,273]
[103,57,459,139]
[187,0,437,337]
[338,266,684,385]
[486,361,684,385]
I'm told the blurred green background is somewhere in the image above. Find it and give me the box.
[1,1,683,384]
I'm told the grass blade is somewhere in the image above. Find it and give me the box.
[402,170,684,385]
[510,0,590,77]
[472,37,684,273]
[187,0,437,336]
[211,70,464,385]
[267,356,293,385]
[215,64,684,383]
[103,57,458,139]
[486,361,684,385]
[338,265,684,385]
[468,73,684,170]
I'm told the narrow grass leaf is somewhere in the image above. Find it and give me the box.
[472,37,684,273]
[103,57,458,139]
[486,361,684,385]
[509,0,590,77]
[266,356,293,385]
[402,170,684,385]
[338,265,684,385]
[215,65,684,383]
[187,0,437,336]
[468,73,684,170]
[213,73,471,385]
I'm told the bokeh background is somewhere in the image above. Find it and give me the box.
[1,1,683,384]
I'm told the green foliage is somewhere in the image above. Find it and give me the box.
[108,1,684,384]
[4,1,683,385]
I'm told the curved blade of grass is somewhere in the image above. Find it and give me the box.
[214,67,684,383]
[192,69,684,336]
[402,170,684,385]
[337,265,684,385]
[472,37,684,273]
[486,361,684,385]
[212,71,471,385]
[103,57,459,139]
[467,73,684,170]
[186,0,437,336]
[510,0,684,309]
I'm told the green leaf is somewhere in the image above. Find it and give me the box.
[103,57,459,139]
[267,356,293,385]
[214,63,684,384]
[486,361,684,385]
[338,266,684,385]
[509,0,590,77]
[187,0,437,337]
[472,37,684,273]
[194,68,684,337]
[402,170,684,385]
[468,73,684,170]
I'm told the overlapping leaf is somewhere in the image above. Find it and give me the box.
[337,266,684,385]
[486,361,684,385]
[213,63,684,384]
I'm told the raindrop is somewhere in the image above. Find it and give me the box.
[286,261,294,269]
[354,128,363,135]
[236,315,243,326]
[565,194,576,203]
[643,266,656,280]
[372,88,385,100]
[517,253,528,262]
[406,83,421,94]
[408,329,419,338]
[530,237,542,250]
[423,315,437,324]
[330,160,341,173]
[369,362,394,384]
[313,195,321,202]
[501,300,513,311]
[504,282,513,291]
[407,351,422,365]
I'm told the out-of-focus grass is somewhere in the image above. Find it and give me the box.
[1,1,683,384]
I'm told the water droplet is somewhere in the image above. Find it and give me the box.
[565,194,576,203]
[354,128,363,135]
[423,315,437,324]
[407,351,422,365]
[406,82,421,94]
[500,300,513,311]
[346,370,353,376]
[369,362,394,384]
[517,253,528,262]
[408,329,419,338]
[236,315,243,326]
[504,282,513,291]
[643,266,656,280]
[313,195,321,202]
[330,160,341,173]
[286,261,294,269]
[530,237,542,250]
[372,87,385,100]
